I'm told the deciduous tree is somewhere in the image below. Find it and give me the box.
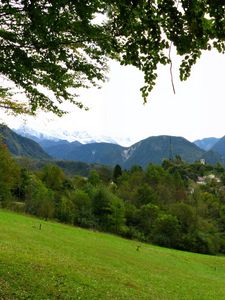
[0,1,224,114]
[0,142,20,205]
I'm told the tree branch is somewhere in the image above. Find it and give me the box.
[169,41,176,95]
[168,0,180,95]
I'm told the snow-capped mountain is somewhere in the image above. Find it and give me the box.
[58,129,119,144]
[13,125,133,146]
[14,125,60,141]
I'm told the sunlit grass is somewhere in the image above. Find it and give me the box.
[0,209,225,299]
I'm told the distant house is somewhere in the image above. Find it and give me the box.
[197,176,206,185]
[197,174,220,185]
[200,159,205,165]
[207,174,221,183]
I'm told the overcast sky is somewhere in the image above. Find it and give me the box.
[1,49,224,146]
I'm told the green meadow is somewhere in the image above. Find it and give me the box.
[0,209,225,300]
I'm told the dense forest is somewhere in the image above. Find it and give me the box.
[1,141,225,255]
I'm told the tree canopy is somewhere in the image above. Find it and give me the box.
[0,0,224,115]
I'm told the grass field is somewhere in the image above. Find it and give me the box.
[0,210,225,299]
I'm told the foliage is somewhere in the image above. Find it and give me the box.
[4,145,225,254]
[71,190,94,228]
[92,187,112,229]
[107,195,126,234]
[107,0,225,100]
[40,163,65,191]
[112,164,122,183]
[0,0,110,115]
[56,195,75,224]
[137,203,160,238]
[24,174,54,219]
[152,214,181,248]
[88,169,101,186]
[0,141,20,205]
[0,1,224,114]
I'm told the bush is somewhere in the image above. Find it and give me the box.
[152,214,181,248]
[181,231,220,255]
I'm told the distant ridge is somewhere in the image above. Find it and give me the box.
[194,137,220,151]
[0,124,50,159]
[211,136,225,158]
[42,140,82,159]
[202,150,225,165]
[122,135,205,168]
[61,142,125,165]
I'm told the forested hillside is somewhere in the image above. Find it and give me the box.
[211,136,225,157]
[0,124,50,159]
[16,157,111,178]
[2,141,225,255]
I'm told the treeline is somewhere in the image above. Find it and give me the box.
[1,141,225,255]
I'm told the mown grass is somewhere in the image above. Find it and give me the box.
[0,209,225,299]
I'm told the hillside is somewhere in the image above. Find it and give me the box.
[1,210,225,300]
[0,124,50,159]
[211,136,225,158]
[123,135,205,168]
[16,157,112,177]
[194,137,219,151]
[44,140,82,159]
[202,150,225,165]
[64,142,125,164]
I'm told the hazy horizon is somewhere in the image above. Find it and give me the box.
[9,123,223,148]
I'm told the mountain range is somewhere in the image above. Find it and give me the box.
[40,135,224,168]
[14,125,130,145]
[2,124,225,168]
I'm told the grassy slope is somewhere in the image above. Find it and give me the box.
[0,210,225,300]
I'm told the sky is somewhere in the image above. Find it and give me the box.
[0,49,225,146]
